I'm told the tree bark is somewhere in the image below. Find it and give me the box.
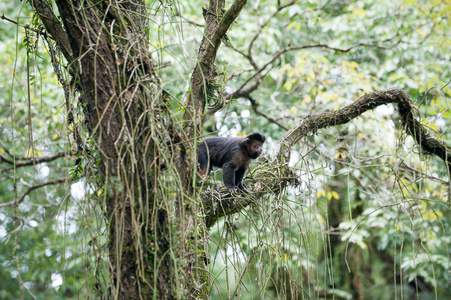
[47,0,249,298]
[52,0,187,298]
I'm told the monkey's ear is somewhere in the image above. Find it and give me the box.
[244,137,251,145]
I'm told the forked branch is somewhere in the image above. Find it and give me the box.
[183,0,248,139]
[0,178,67,208]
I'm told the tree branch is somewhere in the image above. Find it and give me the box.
[202,0,248,67]
[247,1,297,64]
[182,0,248,139]
[226,5,432,102]
[0,151,74,169]
[227,43,381,101]
[0,178,67,208]
[1,13,49,38]
[277,88,451,169]
[29,0,73,63]
[245,94,288,130]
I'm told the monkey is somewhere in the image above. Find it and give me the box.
[198,133,266,194]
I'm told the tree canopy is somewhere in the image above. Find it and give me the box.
[0,0,450,299]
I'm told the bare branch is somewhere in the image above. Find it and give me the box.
[0,151,74,169]
[248,1,297,61]
[399,162,447,185]
[0,178,67,208]
[226,6,433,102]
[227,44,345,100]
[245,94,288,130]
[1,14,49,38]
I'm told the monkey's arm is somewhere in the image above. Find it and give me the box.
[222,163,237,194]
[235,167,249,193]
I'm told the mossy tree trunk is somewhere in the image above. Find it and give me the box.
[49,0,210,298]
[33,0,248,298]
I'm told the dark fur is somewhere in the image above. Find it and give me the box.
[198,133,265,193]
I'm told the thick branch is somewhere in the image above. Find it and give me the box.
[203,165,296,228]
[203,190,253,228]
[30,0,72,63]
[277,88,451,169]
[182,0,248,139]
[202,0,248,67]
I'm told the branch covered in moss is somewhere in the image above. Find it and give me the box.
[277,88,451,169]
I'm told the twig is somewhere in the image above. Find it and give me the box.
[1,13,49,38]
[226,6,432,101]
[245,94,288,130]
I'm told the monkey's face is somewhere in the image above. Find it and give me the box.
[249,141,263,159]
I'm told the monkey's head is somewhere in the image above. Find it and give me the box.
[244,133,266,159]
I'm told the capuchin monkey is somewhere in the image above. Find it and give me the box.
[198,133,265,194]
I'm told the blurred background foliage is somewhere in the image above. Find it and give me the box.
[0,0,450,299]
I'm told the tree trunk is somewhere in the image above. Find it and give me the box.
[52,0,209,298]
